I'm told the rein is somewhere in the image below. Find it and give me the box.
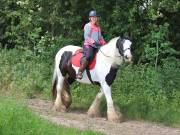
[99,47,131,58]
[99,48,122,58]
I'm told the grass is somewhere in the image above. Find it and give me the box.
[0,96,103,135]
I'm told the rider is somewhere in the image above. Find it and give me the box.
[76,10,106,79]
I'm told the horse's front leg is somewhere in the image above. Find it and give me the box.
[87,89,104,117]
[101,82,123,122]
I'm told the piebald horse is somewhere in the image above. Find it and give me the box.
[51,36,132,122]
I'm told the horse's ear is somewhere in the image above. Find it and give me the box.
[119,33,123,39]
[122,35,132,41]
[122,32,132,41]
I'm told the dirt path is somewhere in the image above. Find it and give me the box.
[28,98,180,135]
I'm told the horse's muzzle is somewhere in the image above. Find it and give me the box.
[125,54,132,62]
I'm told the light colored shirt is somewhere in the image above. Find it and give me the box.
[84,22,106,46]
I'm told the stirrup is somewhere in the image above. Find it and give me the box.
[76,71,83,79]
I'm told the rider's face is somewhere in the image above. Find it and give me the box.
[89,16,98,24]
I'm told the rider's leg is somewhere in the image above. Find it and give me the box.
[76,58,89,79]
[77,46,94,79]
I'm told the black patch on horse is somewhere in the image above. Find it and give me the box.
[59,51,72,76]
[116,37,125,56]
[105,66,118,86]
[59,50,100,85]
[67,76,75,85]
[59,51,76,80]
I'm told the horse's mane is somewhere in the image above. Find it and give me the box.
[101,37,119,48]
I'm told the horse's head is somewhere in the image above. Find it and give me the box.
[116,37,132,62]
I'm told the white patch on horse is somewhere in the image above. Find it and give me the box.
[123,40,132,62]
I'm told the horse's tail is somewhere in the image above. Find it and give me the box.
[51,66,57,99]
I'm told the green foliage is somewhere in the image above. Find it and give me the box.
[71,83,99,108]
[142,23,178,67]
[0,47,58,98]
[112,64,180,126]
[0,97,103,135]
[0,36,80,98]
[0,0,179,64]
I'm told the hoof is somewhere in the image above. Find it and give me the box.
[107,110,123,123]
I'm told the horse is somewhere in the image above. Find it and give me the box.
[51,36,132,122]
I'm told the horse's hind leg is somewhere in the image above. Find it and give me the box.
[54,74,67,112]
[61,78,72,109]
[87,89,104,117]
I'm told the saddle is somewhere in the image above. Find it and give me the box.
[71,49,97,70]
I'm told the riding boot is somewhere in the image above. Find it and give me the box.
[76,59,89,79]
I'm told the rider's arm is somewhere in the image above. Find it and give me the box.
[99,36,106,45]
[98,28,106,45]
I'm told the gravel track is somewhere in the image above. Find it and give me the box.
[28,98,180,135]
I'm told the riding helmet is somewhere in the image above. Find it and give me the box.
[89,10,99,17]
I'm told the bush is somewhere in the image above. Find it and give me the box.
[0,37,80,98]
[0,49,50,98]
[112,64,180,126]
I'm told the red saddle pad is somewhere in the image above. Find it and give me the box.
[71,49,97,70]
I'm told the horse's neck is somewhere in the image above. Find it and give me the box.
[100,38,117,57]
[100,44,115,57]
[98,38,122,66]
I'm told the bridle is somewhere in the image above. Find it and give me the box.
[120,47,131,59]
